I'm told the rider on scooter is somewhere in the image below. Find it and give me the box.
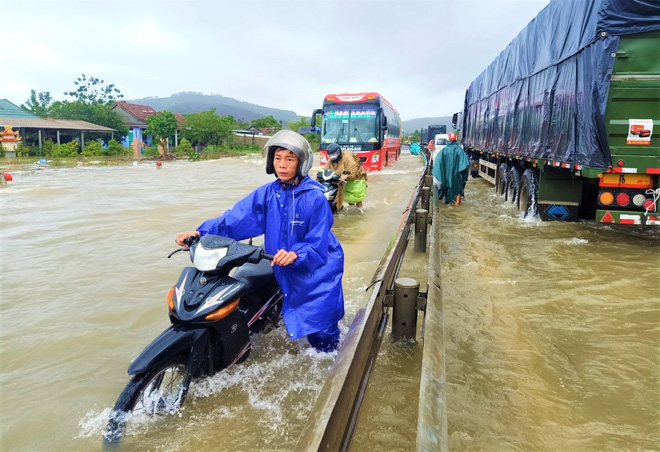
[325,143,367,210]
[176,130,344,352]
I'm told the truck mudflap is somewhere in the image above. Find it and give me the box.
[596,210,660,226]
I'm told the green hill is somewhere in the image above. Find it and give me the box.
[128,91,453,134]
[128,92,301,125]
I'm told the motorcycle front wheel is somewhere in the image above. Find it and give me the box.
[105,355,190,443]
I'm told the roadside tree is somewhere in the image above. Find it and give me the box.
[64,74,124,105]
[180,109,235,149]
[251,115,282,131]
[49,101,128,143]
[145,111,178,155]
[21,90,53,117]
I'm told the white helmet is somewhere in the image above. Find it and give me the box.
[264,130,314,178]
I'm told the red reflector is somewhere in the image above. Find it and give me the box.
[617,159,625,167]
[616,192,630,206]
[601,211,615,223]
[643,199,656,211]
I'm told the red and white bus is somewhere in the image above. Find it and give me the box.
[309,92,402,171]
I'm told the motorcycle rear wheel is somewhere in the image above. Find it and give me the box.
[105,355,190,442]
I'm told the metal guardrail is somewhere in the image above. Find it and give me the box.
[416,194,448,452]
[295,149,431,451]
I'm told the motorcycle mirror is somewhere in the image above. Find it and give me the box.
[167,248,188,258]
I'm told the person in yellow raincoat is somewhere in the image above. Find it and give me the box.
[325,143,367,210]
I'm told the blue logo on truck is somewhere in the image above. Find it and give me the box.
[545,205,571,220]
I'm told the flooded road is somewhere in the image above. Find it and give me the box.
[0,153,423,451]
[1,154,658,451]
[439,178,659,451]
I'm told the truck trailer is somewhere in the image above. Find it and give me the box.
[459,0,660,225]
[421,124,447,146]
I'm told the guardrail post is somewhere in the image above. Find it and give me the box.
[421,186,431,212]
[392,278,420,340]
[414,209,428,252]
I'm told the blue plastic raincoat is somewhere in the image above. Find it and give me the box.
[432,141,469,204]
[197,176,345,340]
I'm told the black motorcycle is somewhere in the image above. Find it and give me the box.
[105,235,282,442]
[316,169,343,213]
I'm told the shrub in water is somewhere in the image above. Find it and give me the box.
[82,140,104,156]
[103,139,128,156]
[52,141,80,157]
[176,139,194,156]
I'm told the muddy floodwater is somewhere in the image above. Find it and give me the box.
[438,179,659,451]
[0,154,422,451]
[1,154,658,451]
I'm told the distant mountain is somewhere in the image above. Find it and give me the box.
[128,92,453,134]
[127,92,301,125]
[402,116,455,135]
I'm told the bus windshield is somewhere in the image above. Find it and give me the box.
[322,105,379,144]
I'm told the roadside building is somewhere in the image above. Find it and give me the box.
[0,99,116,154]
[110,101,185,150]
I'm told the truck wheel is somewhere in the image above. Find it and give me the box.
[496,163,509,197]
[506,167,521,203]
[518,169,538,218]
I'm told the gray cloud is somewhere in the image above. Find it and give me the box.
[4,0,549,120]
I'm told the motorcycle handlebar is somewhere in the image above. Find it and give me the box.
[261,252,275,261]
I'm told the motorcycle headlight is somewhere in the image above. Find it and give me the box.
[193,244,228,271]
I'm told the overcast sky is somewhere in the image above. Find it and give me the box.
[4,0,549,120]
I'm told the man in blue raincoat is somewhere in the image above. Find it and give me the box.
[176,130,344,352]
[432,132,469,205]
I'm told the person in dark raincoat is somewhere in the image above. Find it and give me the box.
[432,132,469,205]
[176,130,344,352]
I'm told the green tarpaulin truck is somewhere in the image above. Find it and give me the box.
[458,0,660,225]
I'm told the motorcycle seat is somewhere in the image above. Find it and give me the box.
[233,258,277,295]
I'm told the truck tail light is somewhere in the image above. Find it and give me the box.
[615,192,630,206]
[632,194,646,207]
[599,191,614,205]
[643,199,656,212]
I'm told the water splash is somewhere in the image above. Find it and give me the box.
[564,237,589,245]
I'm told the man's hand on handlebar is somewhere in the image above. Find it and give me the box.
[176,231,200,247]
[272,249,297,267]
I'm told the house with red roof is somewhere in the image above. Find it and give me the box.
[111,101,185,150]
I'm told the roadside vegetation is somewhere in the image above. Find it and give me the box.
[4,74,320,169]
